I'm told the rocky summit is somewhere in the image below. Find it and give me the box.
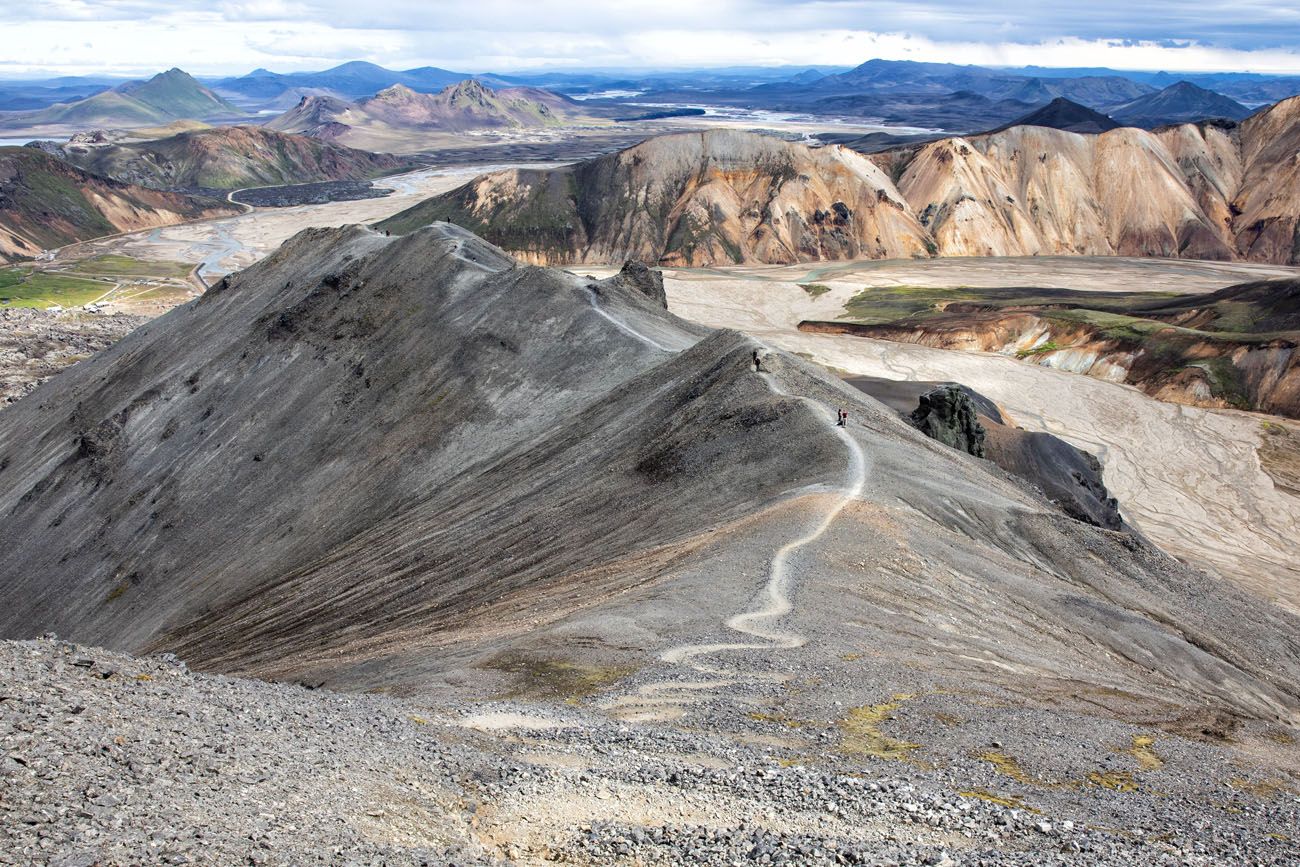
[1,221,1298,863]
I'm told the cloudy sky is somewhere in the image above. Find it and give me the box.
[4,0,1300,77]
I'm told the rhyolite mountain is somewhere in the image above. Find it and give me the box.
[389,96,1300,266]
[378,130,932,265]
[0,221,1296,738]
[54,125,416,191]
[0,146,237,262]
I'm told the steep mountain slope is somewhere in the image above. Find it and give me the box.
[1230,95,1300,264]
[264,94,356,140]
[990,97,1120,134]
[0,147,237,262]
[882,124,1236,259]
[0,69,239,130]
[1111,81,1253,128]
[56,125,416,191]
[267,80,585,147]
[0,222,1296,739]
[379,130,931,266]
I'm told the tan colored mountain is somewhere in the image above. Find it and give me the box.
[382,96,1300,267]
[873,96,1300,263]
[881,124,1235,259]
[1232,95,1300,263]
[379,130,932,265]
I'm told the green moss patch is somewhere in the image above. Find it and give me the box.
[839,693,922,762]
[482,651,637,702]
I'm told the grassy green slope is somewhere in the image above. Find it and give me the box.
[119,69,238,119]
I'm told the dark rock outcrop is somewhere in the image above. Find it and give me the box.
[909,385,985,458]
[602,260,667,308]
[846,375,1123,529]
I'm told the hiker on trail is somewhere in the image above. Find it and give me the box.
[837,408,848,426]
[753,350,762,372]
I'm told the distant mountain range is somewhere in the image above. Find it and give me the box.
[771,59,1154,106]
[211,61,470,103]
[2,59,1295,136]
[805,78,1258,133]
[0,69,240,131]
[622,59,1289,133]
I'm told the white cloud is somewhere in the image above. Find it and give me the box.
[0,2,1297,76]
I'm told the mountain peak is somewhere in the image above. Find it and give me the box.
[446,78,491,97]
[327,60,388,74]
[1112,81,1252,127]
[373,83,420,101]
[992,97,1120,134]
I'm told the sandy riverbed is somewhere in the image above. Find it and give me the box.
[62,164,561,279]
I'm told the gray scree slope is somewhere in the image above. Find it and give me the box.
[0,223,1296,733]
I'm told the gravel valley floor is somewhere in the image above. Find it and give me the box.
[4,639,1298,866]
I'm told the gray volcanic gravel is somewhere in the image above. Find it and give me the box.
[0,308,145,407]
[4,638,1298,866]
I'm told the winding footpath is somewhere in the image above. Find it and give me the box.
[588,297,870,717]
[661,373,868,671]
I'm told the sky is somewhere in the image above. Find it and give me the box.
[2,0,1300,78]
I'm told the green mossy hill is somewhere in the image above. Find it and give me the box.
[11,69,238,129]
[116,69,237,120]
